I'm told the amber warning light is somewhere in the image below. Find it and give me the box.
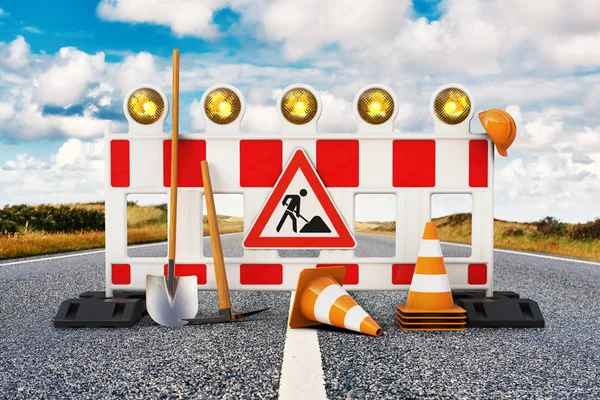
[127,88,164,125]
[204,87,242,125]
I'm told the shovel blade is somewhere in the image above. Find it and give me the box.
[146,275,199,326]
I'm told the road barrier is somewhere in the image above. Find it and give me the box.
[104,83,495,297]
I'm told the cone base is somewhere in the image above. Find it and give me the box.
[396,315,466,325]
[289,266,346,329]
[397,312,466,320]
[396,317,466,331]
[397,303,466,314]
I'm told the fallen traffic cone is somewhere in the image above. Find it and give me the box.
[396,222,467,331]
[289,266,382,337]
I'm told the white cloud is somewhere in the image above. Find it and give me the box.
[36,47,106,107]
[495,149,599,223]
[23,26,43,34]
[517,109,564,153]
[97,0,224,38]
[494,112,599,222]
[317,91,355,133]
[0,139,106,205]
[0,101,14,120]
[7,36,30,68]
[108,51,159,94]
[546,33,600,70]
[1,6,599,224]
[1,86,112,139]
[256,0,600,74]
[241,103,281,133]
[2,153,47,171]
[261,0,410,61]
[570,127,600,153]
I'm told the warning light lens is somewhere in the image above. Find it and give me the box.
[281,88,318,125]
[205,88,242,125]
[434,88,471,125]
[127,88,164,125]
[357,88,394,125]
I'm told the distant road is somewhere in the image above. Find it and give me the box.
[1,234,599,398]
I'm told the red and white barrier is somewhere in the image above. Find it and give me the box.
[104,83,494,296]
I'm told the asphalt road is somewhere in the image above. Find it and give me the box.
[1,234,599,399]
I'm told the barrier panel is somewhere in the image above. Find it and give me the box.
[105,83,494,297]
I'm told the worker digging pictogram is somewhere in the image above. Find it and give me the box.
[53,49,544,329]
[277,189,331,234]
[244,148,356,249]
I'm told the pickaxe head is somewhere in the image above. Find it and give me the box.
[184,307,271,325]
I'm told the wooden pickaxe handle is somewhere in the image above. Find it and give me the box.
[201,161,232,310]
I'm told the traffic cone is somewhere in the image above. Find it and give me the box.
[396,222,467,331]
[289,266,382,337]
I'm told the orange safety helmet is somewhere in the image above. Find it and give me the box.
[478,109,517,157]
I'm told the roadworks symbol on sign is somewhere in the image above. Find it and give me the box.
[243,148,357,249]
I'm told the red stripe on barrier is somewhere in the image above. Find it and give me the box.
[392,140,436,187]
[239,140,283,187]
[317,264,359,284]
[163,140,206,187]
[392,264,416,284]
[316,140,359,187]
[110,140,130,187]
[240,264,283,285]
[163,264,207,285]
[468,264,487,284]
[469,140,488,187]
[112,264,131,285]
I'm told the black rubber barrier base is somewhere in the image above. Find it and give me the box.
[54,291,146,328]
[452,291,545,328]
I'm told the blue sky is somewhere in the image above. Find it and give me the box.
[0,0,599,223]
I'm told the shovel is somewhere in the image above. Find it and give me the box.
[146,49,199,327]
[184,161,270,324]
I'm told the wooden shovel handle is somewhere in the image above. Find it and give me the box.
[168,49,180,261]
[201,161,232,310]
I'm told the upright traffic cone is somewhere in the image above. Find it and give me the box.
[396,222,467,331]
[289,266,382,337]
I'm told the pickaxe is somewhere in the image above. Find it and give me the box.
[185,161,270,324]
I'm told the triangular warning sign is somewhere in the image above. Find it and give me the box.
[243,149,356,249]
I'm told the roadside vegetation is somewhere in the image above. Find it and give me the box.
[0,202,243,259]
[356,214,600,261]
[1,203,598,261]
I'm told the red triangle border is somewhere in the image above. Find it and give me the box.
[243,149,357,249]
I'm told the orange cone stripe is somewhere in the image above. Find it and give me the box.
[422,223,439,240]
[360,317,382,336]
[329,295,356,328]
[299,276,333,322]
[413,257,447,275]
[313,284,349,324]
[407,291,455,310]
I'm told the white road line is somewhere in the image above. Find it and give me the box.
[279,291,327,400]
[0,242,167,267]
[441,242,600,266]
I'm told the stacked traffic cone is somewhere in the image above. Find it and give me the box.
[289,266,382,336]
[396,222,467,331]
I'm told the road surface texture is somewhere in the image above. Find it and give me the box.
[1,233,599,399]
